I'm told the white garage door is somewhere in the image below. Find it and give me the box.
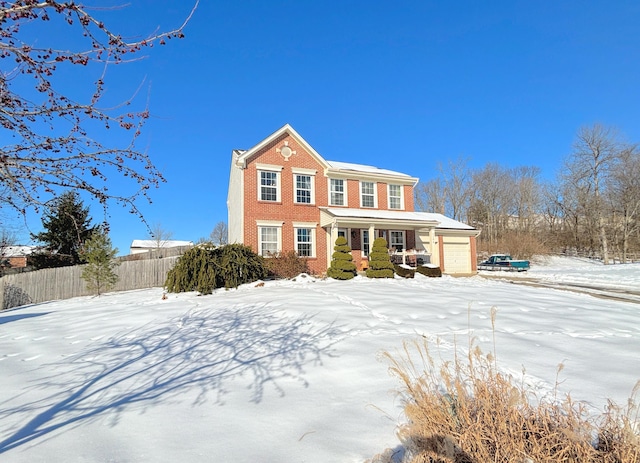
[443,241,471,274]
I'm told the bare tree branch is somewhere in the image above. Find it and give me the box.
[0,0,199,225]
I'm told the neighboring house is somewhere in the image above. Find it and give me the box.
[227,124,480,275]
[0,245,34,270]
[129,240,194,255]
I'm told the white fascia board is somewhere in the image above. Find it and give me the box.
[235,124,331,170]
[324,167,418,186]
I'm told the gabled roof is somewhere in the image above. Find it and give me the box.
[233,124,418,184]
[233,124,329,170]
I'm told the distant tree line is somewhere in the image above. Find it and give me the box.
[415,124,640,263]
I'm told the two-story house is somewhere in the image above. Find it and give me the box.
[227,124,479,276]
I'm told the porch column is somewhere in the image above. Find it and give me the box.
[368,224,375,255]
[329,222,339,255]
[429,227,435,254]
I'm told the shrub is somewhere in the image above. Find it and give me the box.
[393,264,415,278]
[416,265,442,278]
[80,231,119,296]
[265,250,310,279]
[370,329,640,463]
[165,243,266,294]
[366,237,394,278]
[327,236,357,280]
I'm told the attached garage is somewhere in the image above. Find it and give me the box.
[442,239,472,275]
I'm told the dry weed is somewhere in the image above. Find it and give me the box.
[373,330,640,463]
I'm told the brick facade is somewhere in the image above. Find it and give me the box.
[229,125,479,276]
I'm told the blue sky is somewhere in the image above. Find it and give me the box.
[9,0,640,255]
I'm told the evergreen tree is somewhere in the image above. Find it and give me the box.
[165,243,267,295]
[327,236,357,280]
[81,231,119,296]
[31,191,97,268]
[366,237,395,278]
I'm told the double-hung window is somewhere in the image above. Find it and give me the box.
[293,168,316,204]
[294,222,316,258]
[388,184,403,210]
[360,181,376,208]
[329,178,346,206]
[257,221,283,257]
[295,175,312,203]
[257,164,283,202]
[390,230,405,252]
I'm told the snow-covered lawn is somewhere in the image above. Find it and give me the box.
[1,257,639,462]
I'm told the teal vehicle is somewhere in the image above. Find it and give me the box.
[478,254,530,272]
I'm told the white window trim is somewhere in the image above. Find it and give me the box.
[256,221,283,257]
[293,224,316,258]
[361,229,370,257]
[388,184,404,210]
[328,178,347,207]
[257,169,281,202]
[293,172,315,205]
[360,181,377,208]
[390,230,405,251]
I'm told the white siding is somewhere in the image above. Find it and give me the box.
[227,159,244,244]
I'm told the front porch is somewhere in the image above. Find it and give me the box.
[320,207,441,272]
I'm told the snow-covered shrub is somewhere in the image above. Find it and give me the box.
[416,265,442,278]
[327,236,357,280]
[393,264,415,278]
[366,237,394,278]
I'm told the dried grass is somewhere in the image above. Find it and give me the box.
[369,316,640,463]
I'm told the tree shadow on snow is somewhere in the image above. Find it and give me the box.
[0,304,343,453]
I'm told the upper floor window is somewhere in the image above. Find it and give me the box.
[360,181,376,208]
[256,164,284,202]
[329,178,346,206]
[295,174,313,204]
[388,184,403,210]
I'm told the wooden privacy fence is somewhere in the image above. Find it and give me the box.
[0,256,180,310]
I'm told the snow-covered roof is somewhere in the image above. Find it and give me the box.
[417,212,476,230]
[321,208,475,230]
[326,161,413,179]
[130,240,194,249]
[1,245,34,257]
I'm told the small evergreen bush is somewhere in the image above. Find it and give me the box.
[393,264,415,278]
[265,250,310,279]
[366,237,394,278]
[327,236,357,280]
[165,243,266,294]
[81,232,119,296]
[416,265,442,278]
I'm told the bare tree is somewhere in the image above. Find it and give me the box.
[609,145,640,262]
[414,178,445,213]
[441,156,472,221]
[0,1,198,221]
[210,221,228,246]
[564,124,622,264]
[149,222,173,251]
[414,157,472,221]
[511,166,542,234]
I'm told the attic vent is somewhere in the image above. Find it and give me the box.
[276,141,296,161]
